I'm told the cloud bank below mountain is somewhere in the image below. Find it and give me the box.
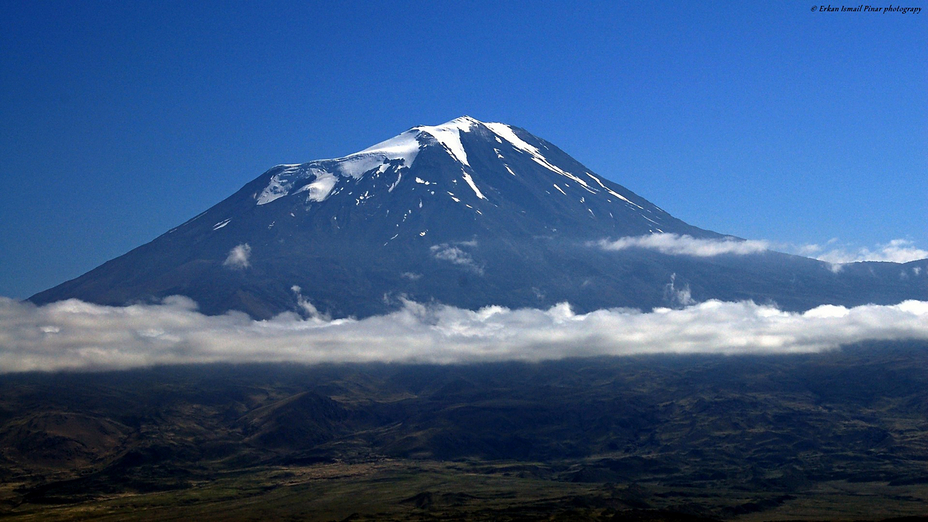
[2,296,928,373]
[799,239,928,265]
[597,234,771,257]
[595,234,928,266]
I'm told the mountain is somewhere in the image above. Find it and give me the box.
[30,116,928,318]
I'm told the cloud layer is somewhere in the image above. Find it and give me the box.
[2,296,927,373]
[596,234,928,266]
[800,239,928,264]
[598,234,770,257]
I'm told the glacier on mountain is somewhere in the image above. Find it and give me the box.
[253,116,533,207]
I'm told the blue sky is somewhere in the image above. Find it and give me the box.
[1,1,925,299]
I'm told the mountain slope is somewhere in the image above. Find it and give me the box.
[31,117,928,318]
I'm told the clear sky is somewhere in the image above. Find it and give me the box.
[1,1,925,299]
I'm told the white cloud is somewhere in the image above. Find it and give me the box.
[801,239,928,265]
[290,285,329,320]
[602,235,928,268]
[430,243,484,274]
[2,296,927,373]
[223,243,252,269]
[598,234,770,257]
[664,273,695,308]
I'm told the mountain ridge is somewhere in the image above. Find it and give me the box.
[30,117,928,318]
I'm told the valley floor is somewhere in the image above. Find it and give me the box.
[1,341,927,521]
[3,459,928,521]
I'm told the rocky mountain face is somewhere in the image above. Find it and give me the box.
[30,117,928,318]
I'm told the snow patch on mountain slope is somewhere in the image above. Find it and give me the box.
[256,118,481,206]
[483,122,589,188]
[585,172,642,208]
[256,130,421,206]
[258,165,345,205]
[483,122,534,155]
[387,172,402,192]
[338,129,421,178]
[294,169,338,202]
[415,116,477,166]
[256,165,302,205]
[461,170,487,200]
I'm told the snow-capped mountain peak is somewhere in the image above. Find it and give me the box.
[412,116,479,166]
[33,116,927,320]
[253,116,597,207]
[255,117,485,206]
[251,116,678,239]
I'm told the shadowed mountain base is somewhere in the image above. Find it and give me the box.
[1,340,927,520]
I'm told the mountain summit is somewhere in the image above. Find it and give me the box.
[31,117,927,318]
[251,115,707,242]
